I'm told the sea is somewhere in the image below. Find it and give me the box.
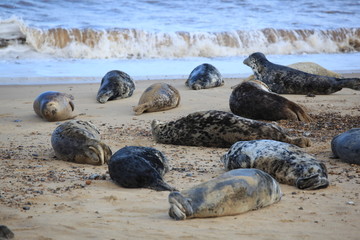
[0,0,359,85]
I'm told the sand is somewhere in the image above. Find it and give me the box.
[0,75,359,240]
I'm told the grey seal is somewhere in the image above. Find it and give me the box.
[331,128,360,165]
[185,63,224,90]
[0,225,14,239]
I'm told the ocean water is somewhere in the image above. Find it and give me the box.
[0,0,359,84]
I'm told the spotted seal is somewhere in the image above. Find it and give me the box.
[243,52,360,94]
[185,63,224,90]
[33,91,76,122]
[51,120,112,165]
[221,140,329,190]
[0,225,14,239]
[151,110,310,148]
[168,168,282,220]
[331,128,360,165]
[108,146,176,191]
[133,83,180,115]
[96,70,135,103]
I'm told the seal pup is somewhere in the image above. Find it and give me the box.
[221,140,329,190]
[51,120,112,165]
[243,52,360,94]
[185,63,224,90]
[133,83,180,115]
[96,70,135,103]
[230,80,312,122]
[151,110,310,148]
[0,225,14,239]
[108,146,176,191]
[168,168,282,220]
[331,128,360,165]
[33,91,76,122]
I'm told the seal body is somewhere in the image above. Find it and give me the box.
[221,140,329,190]
[331,128,360,165]
[108,146,176,191]
[230,80,312,122]
[51,120,112,165]
[151,110,310,148]
[133,83,180,115]
[243,52,360,94]
[185,63,224,90]
[168,168,282,220]
[33,91,76,122]
[96,70,135,103]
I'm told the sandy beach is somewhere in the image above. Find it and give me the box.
[0,75,359,240]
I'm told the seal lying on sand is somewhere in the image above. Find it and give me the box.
[133,83,180,115]
[243,52,360,94]
[185,63,224,90]
[151,110,310,148]
[96,70,135,103]
[331,128,360,165]
[230,80,312,122]
[51,120,112,165]
[221,140,329,190]
[0,225,14,239]
[168,168,282,220]
[33,91,76,122]
[108,146,176,191]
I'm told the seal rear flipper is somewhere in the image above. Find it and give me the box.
[288,137,311,148]
[168,192,193,220]
[296,174,329,190]
[336,77,360,90]
[288,102,312,122]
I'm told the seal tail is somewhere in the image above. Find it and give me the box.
[336,77,360,90]
[133,103,151,115]
[288,102,312,122]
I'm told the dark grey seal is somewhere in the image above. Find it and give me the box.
[0,225,14,239]
[331,128,360,165]
[185,63,224,90]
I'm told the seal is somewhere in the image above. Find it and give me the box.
[331,128,360,165]
[243,52,360,94]
[108,146,177,191]
[185,63,224,90]
[168,168,282,220]
[33,91,76,122]
[221,140,329,190]
[96,70,135,103]
[151,110,310,148]
[51,120,112,165]
[133,83,181,115]
[229,80,312,122]
[0,225,14,240]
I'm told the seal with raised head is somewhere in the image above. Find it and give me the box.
[51,120,112,165]
[96,70,135,103]
[230,80,312,122]
[168,168,282,220]
[133,83,180,115]
[108,146,176,191]
[151,110,310,148]
[331,128,360,165]
[221,140,329,190]
[33,91,76,122]
[243,52,360,94]
[185,63,224,90]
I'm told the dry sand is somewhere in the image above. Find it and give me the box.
[0,75,359,240]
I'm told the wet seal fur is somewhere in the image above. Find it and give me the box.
[96,70,135,103]
[243,52,360,94]
[230,80,312,122]
[221,140,329,190]
[151,110,310,148]
[0,225,14,239]
[108,146,176,191]
[185,63,224,90]
[331,128,360,165]
[33,91,76,122]
[133,83,180,115]
[168,168,282,220]
[51,120,112,165]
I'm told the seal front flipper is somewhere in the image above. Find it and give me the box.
[168,192,193,220]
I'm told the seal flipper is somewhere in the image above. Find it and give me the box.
[168,192,193,220]
[335,77,360,91]
[150,179,177,191]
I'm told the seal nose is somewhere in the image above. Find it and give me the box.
[243,57,250,66]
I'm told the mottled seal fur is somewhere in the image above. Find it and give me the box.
[33,91,76,121]
[0,225,14,239]
[96,70,135,103]
[151,110,310,148]
[331,128,360,165]
[51,120,112,165]
[168,168,282,220]
[230,80,312,122]
[108,146,176,191]
[185,63,224,90]
[221,140,329,190]
[243,52,360,94]
[133,83,180,115]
